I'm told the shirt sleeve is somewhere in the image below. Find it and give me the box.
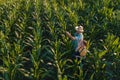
[75,36,79,40]
[75,34,83,41]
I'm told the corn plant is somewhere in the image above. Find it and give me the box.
[0,0,120,80]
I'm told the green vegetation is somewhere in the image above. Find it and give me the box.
[0,0,120,80]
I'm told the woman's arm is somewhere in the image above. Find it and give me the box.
[66,31,76,40]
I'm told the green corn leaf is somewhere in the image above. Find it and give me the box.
[98,50,107,59]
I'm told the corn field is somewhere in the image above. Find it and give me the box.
[0,0,120,80]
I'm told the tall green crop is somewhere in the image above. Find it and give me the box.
[0,0,120,80]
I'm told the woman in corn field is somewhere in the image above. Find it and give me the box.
[66,25,87,60]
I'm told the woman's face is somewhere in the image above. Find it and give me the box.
[76,26,84,33]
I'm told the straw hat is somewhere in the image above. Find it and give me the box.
[75,25,84,32]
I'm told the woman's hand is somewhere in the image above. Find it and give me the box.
[66,31,76,40]
[66,31,71,36]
